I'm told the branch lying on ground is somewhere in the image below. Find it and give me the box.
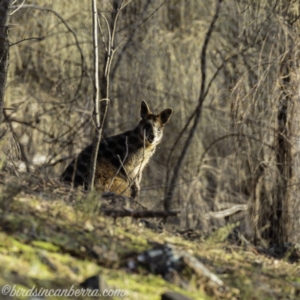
[100,208,179,219]
[205,204,248,219]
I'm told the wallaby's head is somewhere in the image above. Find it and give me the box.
[138,100,173,146]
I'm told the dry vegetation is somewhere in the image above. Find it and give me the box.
[1,0,300,298]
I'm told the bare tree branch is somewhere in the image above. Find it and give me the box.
[12,4,87,99]
[164,0,222,212]
[88,0,101,190]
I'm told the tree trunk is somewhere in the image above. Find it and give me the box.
[273,59,292,244]
[269,5,300,244]
[287,3,300,244]
[0,0,11,126]
[288,98,300,242]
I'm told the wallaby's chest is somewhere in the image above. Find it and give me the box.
[98,133,156,176]
[126,147,156,178]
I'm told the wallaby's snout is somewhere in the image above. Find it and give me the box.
[142,123,155,144]
[143,123,153,142]
[147,132,155,144]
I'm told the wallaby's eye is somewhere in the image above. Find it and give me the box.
[158,127,162,132]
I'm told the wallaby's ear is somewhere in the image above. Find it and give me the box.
[140,100,151,119]
[159,108,173,125]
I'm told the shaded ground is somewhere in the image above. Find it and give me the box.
[0,172,299,300]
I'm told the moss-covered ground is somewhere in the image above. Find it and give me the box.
[0,173,299,300]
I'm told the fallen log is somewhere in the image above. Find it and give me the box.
[100,208,179,219]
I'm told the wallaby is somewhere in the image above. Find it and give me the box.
[61,101,173,198]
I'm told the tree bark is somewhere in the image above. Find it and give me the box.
[274,59,292,244]
[0,0,11,126]
[288,97,300,243]
[287,2,300,245]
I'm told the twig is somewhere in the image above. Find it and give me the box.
[3,108,30,172]
[10,0,25,15]
[108,136,129,191]
[121,128,147,196]
[9,36,45,46]
[111,0,152,81]
[97,14,107,52]
[88,0,101,190]
[165,108,196,190]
